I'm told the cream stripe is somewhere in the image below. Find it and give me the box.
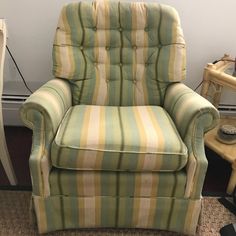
[137,198,151,227]
[82,172,95,196]
[85,106,101,148]
[164,83,185,108]
[184,153,197,197]
[135,3,146,43]
[34,90,63,119]
[143,154,157,171]
[140,173,153,196]
[84,197,96,226]
[59,47,72,78]
[34,198,47,233]
[135,62,146,105]
[93,1,108,104]
[171,45,184,81]
[134,3,147,105]
[184,200,201,234]
[83,106,101,168]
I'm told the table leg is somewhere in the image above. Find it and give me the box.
[227,161,236,194]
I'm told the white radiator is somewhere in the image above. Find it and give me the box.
[2,94,28,126]
[218,104,236,116]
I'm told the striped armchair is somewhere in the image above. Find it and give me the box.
[20,1,219,235]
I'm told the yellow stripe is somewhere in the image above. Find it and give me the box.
[147,106,165,169]
[132,107,147,169]
[95,106,105,168]
[92,1,109,105]
[95,197,101,226]
[84,197,96,226]
[147,198,157,227]
[78,106,92,167]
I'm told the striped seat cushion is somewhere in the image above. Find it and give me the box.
[50,169,186,197]
[51,105,188,171]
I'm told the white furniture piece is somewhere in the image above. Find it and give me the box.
[0,19,17,185]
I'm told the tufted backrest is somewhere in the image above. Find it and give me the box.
[53,1,186,106]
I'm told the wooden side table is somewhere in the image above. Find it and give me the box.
[205,117,236,194]
[201,54,236,194]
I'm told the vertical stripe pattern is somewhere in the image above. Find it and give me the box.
[52,1,186,106]
[51,105,188,171]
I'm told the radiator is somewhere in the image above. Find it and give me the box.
[218,104,236,116]
[2,94,28,126]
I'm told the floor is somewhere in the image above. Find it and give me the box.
[0,126,232,196]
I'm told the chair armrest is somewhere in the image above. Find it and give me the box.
[20,79,72,196]
[164,83,219,198]
[164,83,219,139]
[20,79,72,134]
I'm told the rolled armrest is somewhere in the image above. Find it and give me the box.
[164,83,219,198]
[20,79,72,134]
[164,83,219,139]
[20,79,72,196]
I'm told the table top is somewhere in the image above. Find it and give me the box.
[205,116,236,163]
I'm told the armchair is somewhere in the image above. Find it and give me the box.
[20,1,219,235]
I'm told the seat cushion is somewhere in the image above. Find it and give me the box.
[50,169,187,198]
[51,105,188,171]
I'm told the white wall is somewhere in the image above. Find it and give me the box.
[0,0,236,103]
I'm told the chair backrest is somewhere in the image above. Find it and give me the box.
[53,0,186,106]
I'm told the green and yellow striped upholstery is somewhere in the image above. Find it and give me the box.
[20,1,220,235]
[51,105,187,171]
[53,1,185,106]
[33,195,201,234]
[50,169,187,197]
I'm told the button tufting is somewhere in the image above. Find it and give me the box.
[144,27,149,32]
[133,79,137,84]
[93,26,97,31]
[106,46,110,51]
[119,27,122,32]
[80,46,83,50]
[119,63,122,66]
[133,45,137,50]
[106,79,109,83]
[94,63,97,66]
[145,63,149,67]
